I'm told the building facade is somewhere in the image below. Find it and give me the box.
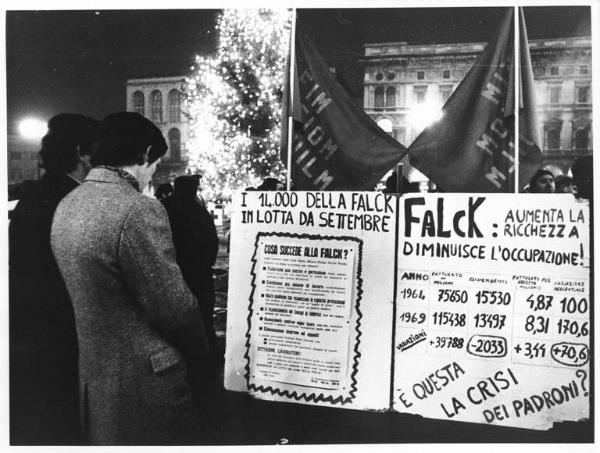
[126,76,190,187]
[7,134,40,187]
[362,37,592,181]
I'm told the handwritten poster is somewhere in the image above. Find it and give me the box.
[225,191,590,430]
[393,194,590,430]
[225,191,396,410]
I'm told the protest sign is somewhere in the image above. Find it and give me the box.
[393,194,589,429]
[225,191,590,430]
[225,191,397,410]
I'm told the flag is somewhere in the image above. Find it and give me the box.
[280,30,406,191]
[408,8,516,192]
[517,7,543,191]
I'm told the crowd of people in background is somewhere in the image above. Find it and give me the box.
[7,111,594,445]
[524,157,593,200]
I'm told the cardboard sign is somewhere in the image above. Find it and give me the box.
[225,191,396,410]
[393,194,590,429]
[225,191,590,430]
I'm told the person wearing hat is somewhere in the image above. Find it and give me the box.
[51,112,209,445]
[161,174,220,365]
[9,113,99,445]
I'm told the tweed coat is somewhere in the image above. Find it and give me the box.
[51,167,209,445]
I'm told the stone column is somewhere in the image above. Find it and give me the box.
[560,111,574,151]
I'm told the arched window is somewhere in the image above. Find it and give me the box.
[168,128,181,161]
[547,129,561,150]
[168,89,181,122]
[385,86,396,107]
[133,91,145,116]
[374,87,384,108]
[151,90,163,123]
[574,129,589,150]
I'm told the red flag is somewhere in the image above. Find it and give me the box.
[408,8,515,192]
[281,31,406,190]
[517,7,543,191]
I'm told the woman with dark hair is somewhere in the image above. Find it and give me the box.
[9,113,99,445]
[527,169,555,193]
[51,112,209,445]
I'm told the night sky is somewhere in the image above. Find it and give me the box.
[5,6,591,135]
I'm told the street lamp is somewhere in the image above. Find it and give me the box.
[18,117,47,140]
[407,101,444,136]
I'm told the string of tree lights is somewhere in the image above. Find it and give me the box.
[186,9,292,200]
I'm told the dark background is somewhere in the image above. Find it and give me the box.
[6,7,591,134]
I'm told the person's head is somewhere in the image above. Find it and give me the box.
[383,172,397,194]
[528,169,555,193]
[554,175,576,194]
[571,156,593,200]
[174,174,201,200]
[257,177,284,191]
[93,112,167,189]
[384,171,412,194]
[38,113,100,177]
[155,183,174,200]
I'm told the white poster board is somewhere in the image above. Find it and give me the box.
[392,194,590,430]
[225,191,397,410]
[225,191,590,430]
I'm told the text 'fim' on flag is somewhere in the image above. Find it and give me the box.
[408,8,542,193]
[280,28,407,191]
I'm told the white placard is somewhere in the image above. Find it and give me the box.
[225,191,590,430]
[393,194,590,430]
[225,191,396,410]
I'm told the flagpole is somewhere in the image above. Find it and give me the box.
[286,8,297,191]
[514,6,520,194]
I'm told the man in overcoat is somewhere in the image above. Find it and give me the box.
[10,113,99,444]
[51,112,209,445]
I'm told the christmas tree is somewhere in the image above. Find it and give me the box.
[186,9,291,200]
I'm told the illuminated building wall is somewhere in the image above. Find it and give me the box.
[126,76,190,186]
[363,37,592,180]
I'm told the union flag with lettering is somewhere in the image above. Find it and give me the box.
[408,8,534,192]
[281,30,406,191]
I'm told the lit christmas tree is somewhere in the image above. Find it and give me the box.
[186,9,292,200]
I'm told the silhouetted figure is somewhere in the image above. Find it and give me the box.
[383,171,420,195]
[257,177,284,191]
[571,156,593,201]
[155,182,174,200]
[162,175,220,364]
[9,113,99,445]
